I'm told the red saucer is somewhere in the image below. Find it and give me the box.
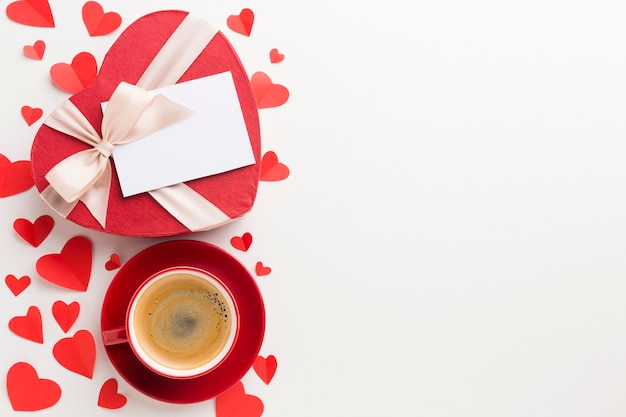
[101,240,265,403]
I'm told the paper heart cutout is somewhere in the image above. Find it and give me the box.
[98,378,127,409]
[269,48,284,63]
[255,261,271,276]
[251,71,289,109]
[253,355,277,384]
[21,105,43,126]
[216,381,264,417]
[9,306,43,343]
[36,236,92,291]
[5,274,30,296]
[49,52,97,94]
[14,215,54,247]
[23,39,45,60]
[5,0,54,27]
[53,330,96,378]
[52,300,80,333]
[7,362,61,411]
[260,151,290,181]
[0,154,34,197]
[231,232,253,251]
[104,253,121,270]
[227,8,254,36]
[82,1,121,36]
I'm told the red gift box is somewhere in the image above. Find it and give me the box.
[30,10,261,237]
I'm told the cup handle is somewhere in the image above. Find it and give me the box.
[102,326,128,345]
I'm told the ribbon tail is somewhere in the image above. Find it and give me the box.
[79,163,113,228]
[40,185,79,218]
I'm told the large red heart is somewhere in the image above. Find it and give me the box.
[215,381,264,417]
[52,300,80,333]
[0,154,34,197]
[227,8,254,36]
[13,214,54,247]
[49,52,98,94]
[5,0,54,27]
[31,11,261,237]
[259,151,290,181]
[52,330,96,378]
[253,355,277,384]
[82,1,121,36]
[9,306,43,343]
[7,362,61,411]
[250,71,289,109]
[36,236,92,291]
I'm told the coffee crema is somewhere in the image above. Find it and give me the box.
[132,272,232,371]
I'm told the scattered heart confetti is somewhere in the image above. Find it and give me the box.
[260,151,290,182]
[255,261,272,276]
[36,236,92,291]
[14,215,54,247]
[20,105,43,126]
[7,362,61,411]
[53,330,96,378]
[231,232,253,251]
[251,71,289,109]
[5,0,54,27]
[9,306,43,344]
[0,154,34,197]
[82,1,121,36]
[52,301,80,333]
[253,355,278,384]
[98,378,127,409]
[216,381,264,417]
[5,274,30,296]
[104,253,121,271]
[269,48,284,63]
[227,8,254,36]
[23,39,45,60]
[50,51,97,94]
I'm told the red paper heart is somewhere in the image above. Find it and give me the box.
[23,39,45,60]
[104,253,121,270]
[14,215,54,247]
[269,48,284,63]
[5,274,30,296]
[0,154,34,197]
[251,71,289,109]
[53,330,96,378]
[5,0,54,27]
[36,236,92,291]
[227,8,254,36]
[49,52,97,94]
[82,1,121,36]
[253,355,277,384]
[9,306,43,343]
[231,232,253,251]
[98,378,127,409]
[21,105,43,126]
[7,362,61,411]
[52,300,80,333]
[216,381,264,417]
[255,261,272,277]
[259,151,290,181]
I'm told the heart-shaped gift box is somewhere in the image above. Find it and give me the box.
[30,10,260,237]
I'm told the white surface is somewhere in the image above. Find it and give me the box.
[2,0,626,416]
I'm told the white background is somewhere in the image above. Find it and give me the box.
[2,0,626,416]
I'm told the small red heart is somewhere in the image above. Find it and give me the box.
[49,52,97,94]
[0,154,34,197]
[82,1,121,36]
[53,330,96,378]
[21,106,43,126]
[5,274,30,296]
[216,381,264,417]
[5,0,54,27]
[255,261,272,277]
[9,306,43,344]
[23,39,45,60]
[7,362,61,411]
[226,8,254,36]
[14,215,54,247]
[36,236,92,291]
[104,253,121,271]
[259,151,290,182]
[250,71,289,109]
[52,301,80,333]
[253,355,278,384]
[98,378,127,409]
[231,232,253,251]
[269,48,284,63]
